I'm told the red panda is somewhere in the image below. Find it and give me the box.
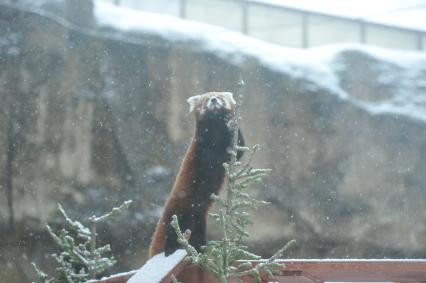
[149,92,244,257]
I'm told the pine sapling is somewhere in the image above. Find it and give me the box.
[32,200,132,283]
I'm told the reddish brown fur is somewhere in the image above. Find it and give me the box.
[149,138,199,257]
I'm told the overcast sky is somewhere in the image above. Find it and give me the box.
[256,0,426,31]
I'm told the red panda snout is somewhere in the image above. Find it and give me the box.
[206,95,222,110]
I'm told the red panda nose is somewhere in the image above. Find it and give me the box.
[207,96,223,110]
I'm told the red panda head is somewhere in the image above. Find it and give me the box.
[187,92,236,121]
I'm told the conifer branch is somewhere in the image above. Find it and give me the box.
[32,200,132,283]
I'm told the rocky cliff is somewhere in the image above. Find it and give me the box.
[0,1,425,281]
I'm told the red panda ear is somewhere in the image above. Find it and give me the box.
[187,95,201,113]
[222,92,236,105]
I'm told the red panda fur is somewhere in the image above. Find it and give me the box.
[149,92,244,257]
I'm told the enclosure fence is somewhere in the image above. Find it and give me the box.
[102,0,426,51]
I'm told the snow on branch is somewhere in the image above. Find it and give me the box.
[32,200,132,283]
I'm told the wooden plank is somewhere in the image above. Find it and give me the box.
[272,260,426,282]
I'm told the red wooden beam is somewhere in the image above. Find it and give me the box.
[91,259,426,283]
[275,259,426,282]
[173,259,426,283]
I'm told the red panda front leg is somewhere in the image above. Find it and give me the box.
[164,211,180,256]
[164,212,207,256]
[164,211,206,256]
[188,211,207,252]
[236,129,245,160]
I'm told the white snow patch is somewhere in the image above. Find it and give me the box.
[95,1,222,40]
[87,269,138,283]
[94,1,426,122]
[253,0,426,32]
[94,1,347,97]
[127,249,187,283]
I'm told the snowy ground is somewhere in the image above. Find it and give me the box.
[95,1,426,122]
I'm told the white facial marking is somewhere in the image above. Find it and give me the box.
[207,95,223,110]
[187,95,201,113]
[221,92,235,110]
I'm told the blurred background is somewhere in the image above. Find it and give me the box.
[0,0,425,281]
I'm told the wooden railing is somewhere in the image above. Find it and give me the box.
[95,259,426,283]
